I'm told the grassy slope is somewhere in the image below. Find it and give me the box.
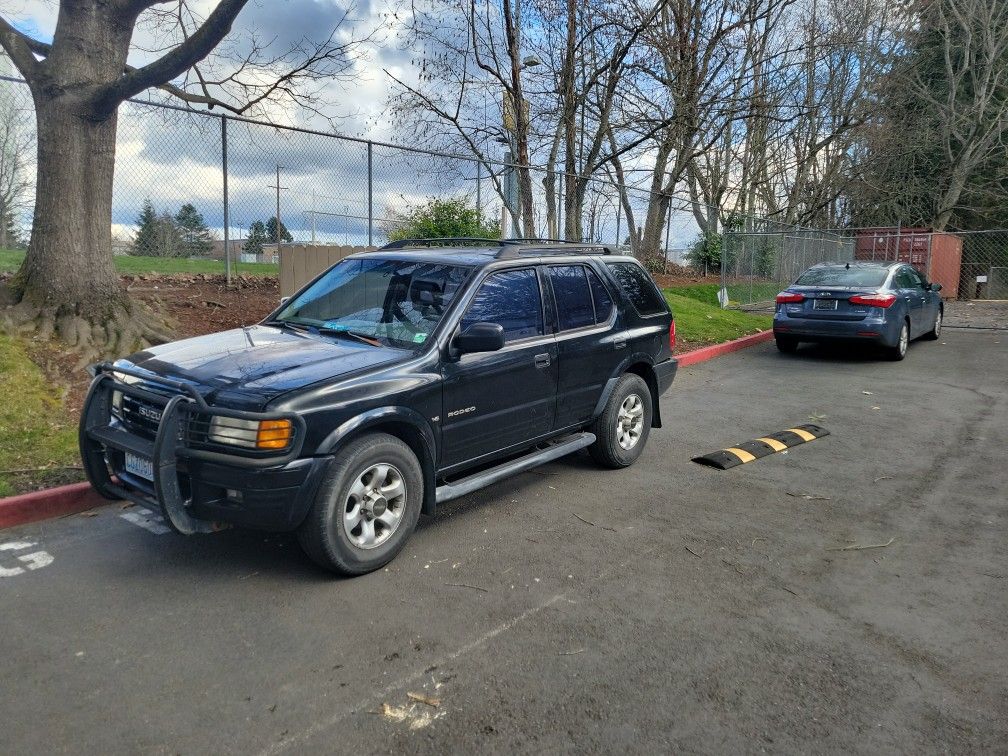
[0,334,79,497]
[667,282,781,307]
[0,249,278,276]
[664,289,772,346]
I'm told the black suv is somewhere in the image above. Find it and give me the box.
[80,239,677,574]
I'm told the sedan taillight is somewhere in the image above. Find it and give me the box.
[849,293,897,308]
[776,292,805,304]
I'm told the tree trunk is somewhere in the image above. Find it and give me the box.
[13,95,123,317]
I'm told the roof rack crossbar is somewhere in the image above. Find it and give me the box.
[378,237,618,258]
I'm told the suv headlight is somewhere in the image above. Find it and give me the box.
[111,370,143,417]
[208,417,294,450]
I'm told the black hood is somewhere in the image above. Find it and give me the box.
[123,325,408,403]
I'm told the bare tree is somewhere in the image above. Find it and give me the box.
[0,1,365,353]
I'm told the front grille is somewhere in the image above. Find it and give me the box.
[120,394,167,438]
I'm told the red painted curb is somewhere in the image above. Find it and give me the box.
[676,329,774,367]
[0,481,108,530]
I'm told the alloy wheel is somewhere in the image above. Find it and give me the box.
[343,463,407,550]
[616,393,645,450]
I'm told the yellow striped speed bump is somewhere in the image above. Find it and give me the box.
[692,424,829,470]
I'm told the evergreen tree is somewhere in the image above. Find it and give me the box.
[266,216,293,243]
[244,220,269,256]
[131,198,160,256]
[385,198,499,242]
[175,203,213,257]
[155,212,183,257]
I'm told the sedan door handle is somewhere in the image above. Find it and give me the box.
[534,353,551,368]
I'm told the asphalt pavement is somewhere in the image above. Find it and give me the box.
[1,328,1006,754]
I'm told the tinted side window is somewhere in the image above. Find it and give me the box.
[461,268,543,342]
[906,268,925,288]
[586,267,614,323]
[606,262,667,316]
[549,266,595,331]
[894,269,914,288]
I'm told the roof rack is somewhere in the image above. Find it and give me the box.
[378,237,617,258]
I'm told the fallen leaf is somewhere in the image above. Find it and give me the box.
[407,692,441,707]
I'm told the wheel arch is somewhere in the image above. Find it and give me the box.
[318,408,438,516]
[593,359,662,429]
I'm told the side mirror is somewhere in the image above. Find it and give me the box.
[929,283,943,292]
[279,296,290,306]
[453,322,505,355]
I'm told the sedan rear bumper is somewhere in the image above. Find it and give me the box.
[773,310,903,346]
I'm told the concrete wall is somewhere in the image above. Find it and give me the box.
[279,244,376,297]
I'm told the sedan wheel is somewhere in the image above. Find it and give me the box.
[925,308,942,340]
[888,321,909,361]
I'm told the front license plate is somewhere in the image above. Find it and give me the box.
[814,299,838,310]
[124,452,154,481]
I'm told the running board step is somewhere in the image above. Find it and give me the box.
[435,432,595,504]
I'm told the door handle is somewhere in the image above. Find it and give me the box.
[534,353,551,368]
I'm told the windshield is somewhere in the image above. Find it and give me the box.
[273,258,472,349]
[795,266,889,288]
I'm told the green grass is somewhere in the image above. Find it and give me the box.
[666,282,782,307]
[0,249,278,277]
[664,289,772,346]
[0,334,79,498]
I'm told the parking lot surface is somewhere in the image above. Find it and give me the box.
[1,330,1006,754]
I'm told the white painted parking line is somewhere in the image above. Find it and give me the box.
[0,541,54,577]
[119,507,171,535]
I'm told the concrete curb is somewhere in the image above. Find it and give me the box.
[676,329,774,367]
[0,329,774,531]
[0,482,108,530]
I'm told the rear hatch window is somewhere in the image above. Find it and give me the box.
[795,266,888,287]
[606,262,668,316]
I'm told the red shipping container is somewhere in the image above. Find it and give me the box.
[855,228,960,298]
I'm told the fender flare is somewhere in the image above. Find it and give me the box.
[592,356,662,429]
[316,406,438,515]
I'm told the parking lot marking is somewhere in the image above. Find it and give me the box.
[119,507,172,535]
[693,424,830,470]
[0,541,54,577]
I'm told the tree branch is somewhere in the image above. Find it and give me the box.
[102,0,251,108]
[0,15,44,81]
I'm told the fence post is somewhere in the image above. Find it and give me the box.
[367,141,374,247]
[221,115,231,286]
[615,202,621,250]
[476,161,482,215]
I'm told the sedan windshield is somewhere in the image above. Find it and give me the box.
[795,266,889,287]
[273,258,472,349]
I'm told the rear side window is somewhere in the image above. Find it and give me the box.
[606,262,667,316]
[461,268,543,342]
[549,266,595,331]
[586,267,614,322]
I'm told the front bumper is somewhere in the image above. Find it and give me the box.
[79,364,325,533]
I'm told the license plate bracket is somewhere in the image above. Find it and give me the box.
[814,298,838,310]
[124,452,154,481]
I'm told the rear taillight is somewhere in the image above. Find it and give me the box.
[669,320,676,352]
[776,292,805,304]
[849,293,897,308]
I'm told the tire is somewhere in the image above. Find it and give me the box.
[923,307,943,340]
[887,320,909,361]
[588,373,653,469]
[298,433,423,575]
[776,336,798,353]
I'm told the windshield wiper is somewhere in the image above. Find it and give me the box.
[317,327,384,347]
[265,319,310,334]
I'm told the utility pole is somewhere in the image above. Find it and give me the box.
[266,164,288,263]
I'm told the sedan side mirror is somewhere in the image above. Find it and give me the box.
[453,322,505,355]
[928,282,943,292]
